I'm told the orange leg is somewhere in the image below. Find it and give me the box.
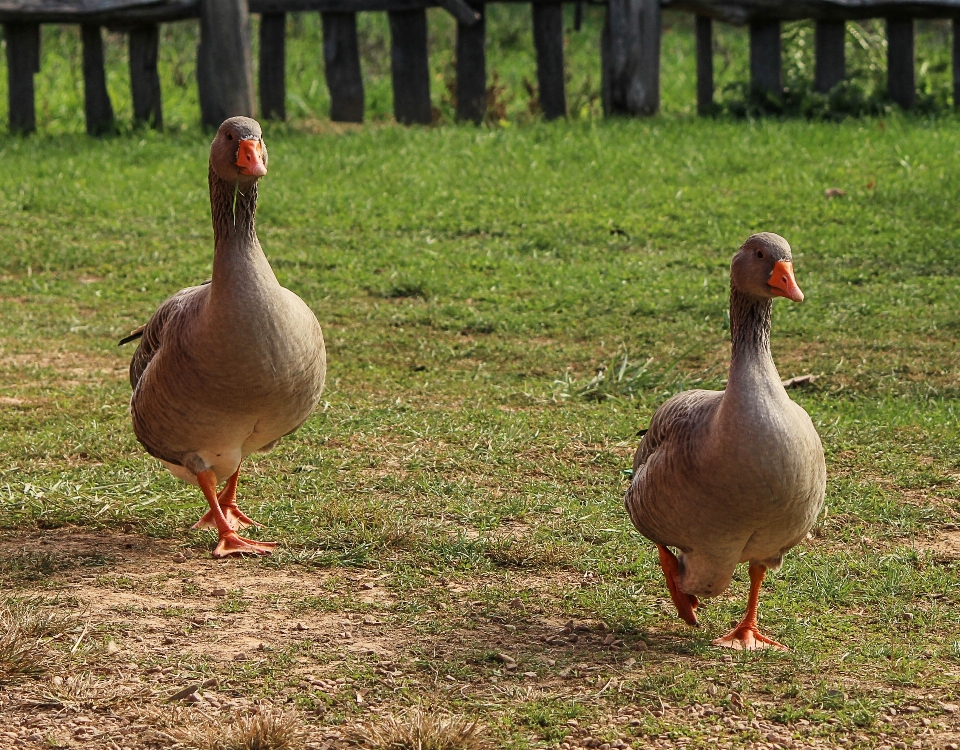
[196,470,276,558]
[191,468,261,531]
[712,562,787,651]
[657,545,699,626]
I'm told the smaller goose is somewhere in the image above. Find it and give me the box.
[624,233,825,650]
[123,117,326,558]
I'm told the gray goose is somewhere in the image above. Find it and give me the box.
[123,117,326,558]
[624,233,825,650]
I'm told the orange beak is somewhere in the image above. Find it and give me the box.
[236,139,267,177]
[768,260,804,302]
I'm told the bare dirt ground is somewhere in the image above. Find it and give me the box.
[2,529,959,750]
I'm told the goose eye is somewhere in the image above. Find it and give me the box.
[226,133,233,141]
[756,250,763,258]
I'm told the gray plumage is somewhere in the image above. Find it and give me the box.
[625,233,825,601]
[126,117,326,488]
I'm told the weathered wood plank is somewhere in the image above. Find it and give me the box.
[696,14,713,114]
[533,2,565,119]
[455,2,486,123]
[887,17,915,108]
[662,1,960,24]
[82,24,115,135]
[638,0,661,114]
[389,8,431,125]
[602,0,640,116]
[749,19,781,99]
[129,23,162,128]
[322,11,364,122]
[260,12,286,120]
[953,16,960,107]
[814,19,845,92]
[197,0,254,129]
[5,22,40,134]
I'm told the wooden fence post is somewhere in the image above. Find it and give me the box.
[322,12,364,122]
[638,0,660,114]
[749,19,781,100]
[4,22,40,135]
[260,12,286,120]
[198,0,255,129]
[887,17,915,109]
[82,25,115,136]
[532,2,566,119]
[814,20,844,93]
[953,16,960,108]
[456,2,486,123]
[601,0,640,116]
[695,15,713,114]
[129,24,162,129]
[389,9,431,125]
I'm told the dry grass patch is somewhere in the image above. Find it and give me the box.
[0,597,77,679]
[350,709,488,750]
[173,705,307,750]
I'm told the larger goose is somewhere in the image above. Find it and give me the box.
[624,233,825,650]
[123,117,326,558]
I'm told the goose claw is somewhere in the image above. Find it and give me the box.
[712,625,787,651]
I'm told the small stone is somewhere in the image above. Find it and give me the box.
[183,549,195,559]
[603,634,616,646]
[360,582,374,590]
[201,678,218,688]
[234,652,248,661]
[566,719,579,727]
[294,622,307,631]
[105,640,120,655]
[633,640,648,652]
[210,588,227,597]
[824,187,847,198]
[162,636,175,645]
[172,553,186,563]
[497,653,516,665]
[362,615,379,626]
[944,744,958,750]
[941,703,959,713]
[523,671,537,678]
[624,658,636,667]
[509,598,522,609]
[904,705,921,713]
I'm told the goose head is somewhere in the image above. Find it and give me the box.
[210,116,268,185]
[731,232,804,303]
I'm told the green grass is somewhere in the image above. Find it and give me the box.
[1,104,960,745]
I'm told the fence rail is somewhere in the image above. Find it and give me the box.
[3,0,960,135]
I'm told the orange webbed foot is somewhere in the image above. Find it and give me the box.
[657,544,699,626]
[712,624,787,651]
[212,532,277,558]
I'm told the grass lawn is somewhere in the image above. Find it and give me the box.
[1,113,960,749]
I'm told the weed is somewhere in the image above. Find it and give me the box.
[350,709,487,750]
[174,706,306,750]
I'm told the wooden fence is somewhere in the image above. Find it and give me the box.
[3,0,960,134]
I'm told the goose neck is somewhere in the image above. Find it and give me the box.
[727,286,778,388]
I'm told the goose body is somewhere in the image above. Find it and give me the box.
[126,117,326,557]
[624,233,825,649]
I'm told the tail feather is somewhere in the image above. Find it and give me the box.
[118,325,146,346]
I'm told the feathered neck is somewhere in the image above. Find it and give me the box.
[729,285,772,366]
[209,165,258,246]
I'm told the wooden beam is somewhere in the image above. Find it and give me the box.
[389,8,431,125]
[322,12,364,122]
[197,0,255,129]
[4,22,40,135]
[259,12,286,120]
[129,24,162,128]
[81,24,115,135]
[638,0,660,115]
[455,2,485,123]
[749,19,781,100]
[814,19,844,93]
[887,17,915,109]
[532,2,565,119]
[954,16,960,108]
[695,14,713,114]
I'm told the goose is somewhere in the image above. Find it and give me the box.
[624,233,825,650]
[122,117,326,558]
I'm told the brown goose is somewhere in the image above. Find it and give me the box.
[123,117,326,558]
[624,233,825,650]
